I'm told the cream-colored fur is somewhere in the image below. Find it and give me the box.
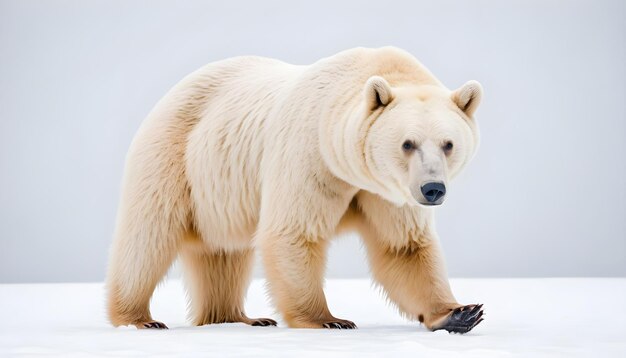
[106,47,482,330]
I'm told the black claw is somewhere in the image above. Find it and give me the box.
[464,307,482,322]
[470,310,483,322]
[251,318,277,327]
[323,320,357,329]
[143,321,168,329]
[468,304,482,315]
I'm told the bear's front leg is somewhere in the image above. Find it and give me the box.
[361,228,484,334]
[259,232,356,329]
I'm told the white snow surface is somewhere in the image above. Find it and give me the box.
[1,278,624,357]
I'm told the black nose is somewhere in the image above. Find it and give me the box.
[420,182,446,203]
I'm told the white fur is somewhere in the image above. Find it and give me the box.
[106,47,482,330]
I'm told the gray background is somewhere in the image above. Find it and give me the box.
[1,0,624,283]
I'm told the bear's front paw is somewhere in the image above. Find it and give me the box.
[432,304,484,334]
[322,319,357,329]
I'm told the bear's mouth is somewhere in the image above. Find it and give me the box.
[417,200,444,207]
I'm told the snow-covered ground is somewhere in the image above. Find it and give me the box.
[0,278,624,357]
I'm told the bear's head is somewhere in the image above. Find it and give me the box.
[327,76,482,207]
[363,77,482,206]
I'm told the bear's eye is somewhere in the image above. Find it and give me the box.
[443,141,454,153]
[402,140,415,152]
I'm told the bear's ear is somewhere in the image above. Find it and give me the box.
[452,80,483,117]
[364,76,394,111]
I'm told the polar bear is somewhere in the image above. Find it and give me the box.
[106,46,484,333]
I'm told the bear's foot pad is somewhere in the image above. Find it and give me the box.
[249,318,278,327]
[434,304,484,334]
[322,319,357,329]
[136,320,169,329]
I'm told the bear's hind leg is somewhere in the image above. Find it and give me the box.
[106,226,179,329]
[179,238,277,327]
